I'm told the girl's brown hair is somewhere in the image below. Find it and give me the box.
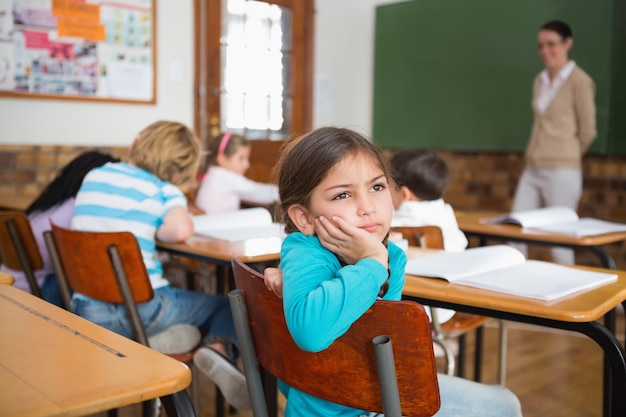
[205,133,250,166]
[274,126,392,234]
[130,120,201,194]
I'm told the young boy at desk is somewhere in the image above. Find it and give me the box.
[390,148,468,252]
[70,121,250,411]
[389,148,467,330]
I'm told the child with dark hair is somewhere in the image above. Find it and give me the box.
[268,126,521,417]
[1,151,118,306]
[390,148,468,252]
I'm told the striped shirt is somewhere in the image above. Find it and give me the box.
[72,162,187,288]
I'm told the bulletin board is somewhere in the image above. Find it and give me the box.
[0,0,156,104]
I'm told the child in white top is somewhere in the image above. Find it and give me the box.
[390,148,468,252]
[390,148,467,324]
[195,133,279,214]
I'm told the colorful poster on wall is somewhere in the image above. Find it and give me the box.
[0,0,154,103]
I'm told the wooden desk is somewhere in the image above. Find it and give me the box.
[158,234,282,295]
[0,284,195,417]
[157,235,282,266]
[403,264,626,417]
[0,195,32,212]
[456,210,626,270]
[0,271,15,285]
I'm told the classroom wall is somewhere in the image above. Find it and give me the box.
[0,1,196,146]
[0,0,387,146]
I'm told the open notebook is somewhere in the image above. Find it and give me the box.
[405,245,617,301]
[192,208,285,242]
[483,206,626,237]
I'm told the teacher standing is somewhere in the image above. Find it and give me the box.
[511,20,597,264]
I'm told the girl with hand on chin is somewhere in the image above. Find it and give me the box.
[271,126,522,417]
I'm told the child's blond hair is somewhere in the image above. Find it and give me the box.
[130,121,201,194]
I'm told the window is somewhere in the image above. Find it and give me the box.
[194,0,313,144]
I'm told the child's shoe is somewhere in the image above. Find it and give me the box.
[148,324,201,354]
[193,346,251,411]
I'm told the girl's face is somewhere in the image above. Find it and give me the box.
[218,145,251,175]
[538,29,571,74]
[304,151,393,243]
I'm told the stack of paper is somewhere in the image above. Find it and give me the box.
[192,208,285,242]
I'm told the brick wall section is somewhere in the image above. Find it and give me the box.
[441,151,626,269]
[1,145,624,269]
[0,145,127,200]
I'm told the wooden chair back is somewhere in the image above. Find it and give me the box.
[47,222,153,345]
[391,225,445,250]
[0,212,43,297]
[230,258,441,417]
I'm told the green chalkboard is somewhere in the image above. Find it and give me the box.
[373,0,614,153]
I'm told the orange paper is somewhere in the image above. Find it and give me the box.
[57,18,106,42]
[52,0,100,21]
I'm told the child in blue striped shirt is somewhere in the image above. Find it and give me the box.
[71,120,250,411]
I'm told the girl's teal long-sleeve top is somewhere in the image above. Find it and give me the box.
[279,232,407,417]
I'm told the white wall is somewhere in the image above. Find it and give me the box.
[313,0,409,136]
[0,0,405,146]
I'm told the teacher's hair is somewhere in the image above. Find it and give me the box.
[540,20,572,40]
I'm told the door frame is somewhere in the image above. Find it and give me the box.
[193,0,315,146]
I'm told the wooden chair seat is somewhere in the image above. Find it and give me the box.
[230,258,441,417]
[440,312,492,337]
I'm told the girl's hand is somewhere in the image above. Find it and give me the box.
[315,215,388,268]
[263,267,283,298]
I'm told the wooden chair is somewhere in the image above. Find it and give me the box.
[44,223,202,417]
[229,258,441,417]
[0,212,43,297]
[392,225,507,385]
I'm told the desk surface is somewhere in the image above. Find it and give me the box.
[0,285,191,417]
[456,210,626,247]
[0,271,15,285]
[157,234,282,264]
[404,261,626,323]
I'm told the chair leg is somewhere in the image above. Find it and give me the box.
[142,399,156,417]
[473,326,484,382]
[216,386,225,417]
[457,333,466,378]
[432,336,455,375]
[497,320,508,385]
[191,364,201,415]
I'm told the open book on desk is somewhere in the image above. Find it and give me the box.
[192,207,285,242]
[483,206,626,237]
[405,245,617,301]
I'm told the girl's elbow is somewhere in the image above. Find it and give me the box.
[293,334,331,353]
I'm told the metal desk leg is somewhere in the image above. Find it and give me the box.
[161,391,197,417]
[575,320,626,417]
